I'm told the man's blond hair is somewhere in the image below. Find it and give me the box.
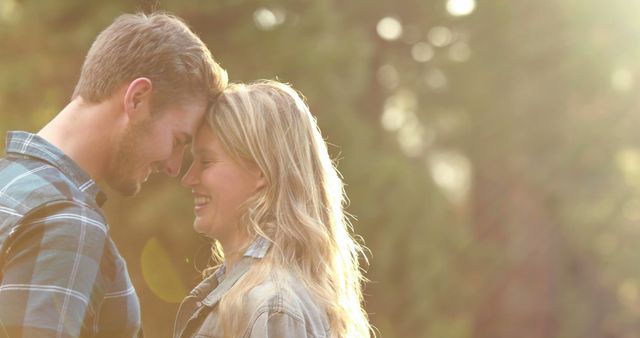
[72,12,227,109]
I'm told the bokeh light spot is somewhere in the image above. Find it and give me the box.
[446,0,476,17]
[618,280,638,308]
[382,90,434,157]
[448,41,471,62]
[616,148,640,189]
[381,105,407,132]
[397,122,426,157]
[253,7,286,30]
[611,67,633,92]
[377,17,403,41]
[382,90,417,132]
[427,150,472,204]
[412,42,435,63]
[141,237,188,303]
[428,26,453,47]
[377,64,400,90]
[425,68,448,90]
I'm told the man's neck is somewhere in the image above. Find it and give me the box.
[37,97,122,183]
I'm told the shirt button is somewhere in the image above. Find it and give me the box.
[196,301,202,307]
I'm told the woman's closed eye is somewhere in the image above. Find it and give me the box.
[200,158,217,166]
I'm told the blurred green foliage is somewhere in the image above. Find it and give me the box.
[4,0,640,337]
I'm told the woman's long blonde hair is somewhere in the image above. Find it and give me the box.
[204,80,372,337]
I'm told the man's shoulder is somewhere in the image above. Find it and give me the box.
[0,155,93,214]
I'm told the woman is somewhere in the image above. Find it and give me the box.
[174,80,372,338]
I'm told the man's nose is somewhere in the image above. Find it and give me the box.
[163,149,184,177]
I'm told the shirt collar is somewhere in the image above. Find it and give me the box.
[5,131,107,207]
[214,236,272,283]
[187,237,271,307]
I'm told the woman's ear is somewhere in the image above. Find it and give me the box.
[255,171,267,191]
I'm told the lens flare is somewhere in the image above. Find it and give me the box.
[141,237,188,303]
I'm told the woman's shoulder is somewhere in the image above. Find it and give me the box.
[247,269,313,312]
[244,267,330,332]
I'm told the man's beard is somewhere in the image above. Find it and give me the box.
[106,120,153,196]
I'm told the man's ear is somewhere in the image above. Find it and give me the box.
[123,77,153,122]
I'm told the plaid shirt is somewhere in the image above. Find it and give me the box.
[0,131,141,338]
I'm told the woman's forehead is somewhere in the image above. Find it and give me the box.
[192,127,222,154]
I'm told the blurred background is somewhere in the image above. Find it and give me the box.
[2,0,640,337]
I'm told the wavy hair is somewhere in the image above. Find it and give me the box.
[203,80,372,337]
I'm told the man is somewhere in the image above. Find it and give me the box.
[0,12,227,337]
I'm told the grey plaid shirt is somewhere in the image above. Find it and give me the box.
[0,131,141,337]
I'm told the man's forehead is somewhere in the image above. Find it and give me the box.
[164,97,208,117]
[160,101,207,132]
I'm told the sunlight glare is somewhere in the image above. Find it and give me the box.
[1,0,18,23]
[141,237,188,303]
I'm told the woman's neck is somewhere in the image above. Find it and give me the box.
[221,232,250,272]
